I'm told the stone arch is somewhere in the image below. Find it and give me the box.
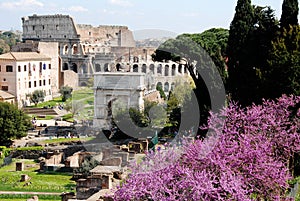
[133,64,139,72]
[184,66,188,74]
[142,64,147,73]
[149,64,154,73]
[72,44,78,55]
[165,65,169,76]
[107,98,117,119]
[171,82,175,91]
[63,45,68,55]
[81,64,87,74]
[178,64,183,74]
[104,63,109,72]
[116,63,121,71]
[71,63,78,73]
[157,64,162,75]
[172,64,176,76]
[156,82,162,90]
[164,82,169,92]
[81,82,87,86]
[63,63,68,71]
[95,64,101,72]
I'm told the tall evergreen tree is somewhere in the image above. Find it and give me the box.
[226,0,255,106]
[266,25,300,98]
[280,0,299,29]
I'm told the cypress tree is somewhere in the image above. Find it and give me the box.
[226,0,255,105]
[280,0,299,29]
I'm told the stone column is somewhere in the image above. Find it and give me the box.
[154,64,157,75]
[162,65,165,76]
[175,64,179,76]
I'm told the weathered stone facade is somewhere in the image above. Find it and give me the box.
[93,72,146,129]
[21,14,137,87]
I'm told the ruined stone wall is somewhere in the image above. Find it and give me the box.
[62,70,78,88]
[76,24,135,47]
[22,14,79,41]
[111,47,156,63]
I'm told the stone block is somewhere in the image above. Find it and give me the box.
[21,174,30,182]
[16,162,24,171]
[100,157,122,167]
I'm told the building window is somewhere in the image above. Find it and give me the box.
[56,25,59,30]
[39,62,42,74]
[29,82,31,88]
[34,81,36,87]
[48,64,51,69]
[33,25,35,30]
[39,80,42,86]
[6,65,13,72]
[24,65,27,71]
[43,80,46,86]
[1,86,8,91]
[18,65,21,72]
[0,65,1,72]
[49,79,51,85]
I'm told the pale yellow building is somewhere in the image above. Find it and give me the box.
[0,52,53,107]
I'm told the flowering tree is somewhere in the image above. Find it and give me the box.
[113,95,300,201]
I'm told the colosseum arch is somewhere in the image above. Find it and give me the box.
[165,65,169,76]
[63,63,68,71]
[81,82,87,86]
[142,64,147,73]
[171,82,175,91]
[72,44,78,55]
[178,64,183,74]
[156,82,162,89]
[81,64,87,74]
[104,63,109,72]
[164,82,169,92]
[171,64,176,76]
[157,64,162,75]
[95,64,101,72]
[149,64,154,73]
[133,64,139,72]
[63,45,68,55]
[71,63,78,73]
[116,63,121,71]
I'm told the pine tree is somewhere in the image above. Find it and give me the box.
[280,0,299,29]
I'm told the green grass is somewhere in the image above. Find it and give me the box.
[40,137,95,144]
[62,113,74,122]
[0,194,60,201]
[35,97,63,108]
[0,159,75,193]
[27,87,95,122]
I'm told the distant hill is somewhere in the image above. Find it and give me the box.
[133,29,177,48]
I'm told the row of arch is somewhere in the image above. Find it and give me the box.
[156,81,175,92]
[94,62,190,77]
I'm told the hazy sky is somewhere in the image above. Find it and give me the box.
[0,0,286,35]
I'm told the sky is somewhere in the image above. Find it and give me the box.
[0,0,288,37]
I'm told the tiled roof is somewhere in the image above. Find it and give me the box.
[0,52,51,61]
[0,90,15,99]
